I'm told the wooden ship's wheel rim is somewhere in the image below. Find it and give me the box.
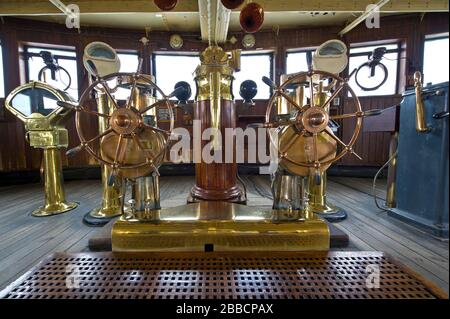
[75,72,175,176]
[264,70,364,174]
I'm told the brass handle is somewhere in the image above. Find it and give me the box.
[210,71,222,151]
[414,71,429,133]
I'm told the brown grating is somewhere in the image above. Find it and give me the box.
[1,251,445,299]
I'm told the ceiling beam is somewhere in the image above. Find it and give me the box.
[339,0,390,36]
[199,0,230,44]
[0,0,448,16]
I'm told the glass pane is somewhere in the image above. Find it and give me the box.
[26,48,78,99]
[27,47,76,57]
[286,52,309,75]
[233,54,272,99]
[114,53,140,100]
[348,48,398,96]
[349,43,399,55]
[423,37,449,85]
[0,45,4,98]
[118,53,139,73]
[10,87,59,117]
[154,54,199,99]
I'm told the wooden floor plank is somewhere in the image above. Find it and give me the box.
[0,175,448,296]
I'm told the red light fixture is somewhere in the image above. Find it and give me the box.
[239,2,264,33]
[221,0,245,10]
[154,0,178,11]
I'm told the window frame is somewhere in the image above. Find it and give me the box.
[235,50,274,100]
[0,37,7,120]
[22,44,78,98]
[0,40,5,98]
[348,41,402,97]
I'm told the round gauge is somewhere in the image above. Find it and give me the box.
[169,34,183,50]
[242,34,256,49]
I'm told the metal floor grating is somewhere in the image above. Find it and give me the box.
[1,252,445,299]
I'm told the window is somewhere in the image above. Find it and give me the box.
[153,54,199,99]
[233,53,272,100]
[423,35,449,85]
[286,49,314,75]
[348,43,400,96]
[114,52,140,100]
[24,46,78,99]
[0,42,5,98]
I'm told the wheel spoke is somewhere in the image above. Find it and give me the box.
[126,78,138,109]
[324,127,362,160]
[113,134,125,166]
[131,133,160,176]
[330,112,359,120]
[320,82,345,109]
[309,75,314,107]
[279,91,303,112]
[325,127,347,148]
[85,128,114,145]
[312,132,319,165]
[280,133,301,156]
[80,108,111,119]
[140,100,166,115]
[143,123,171,137]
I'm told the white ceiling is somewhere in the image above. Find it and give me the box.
[17,11,358,32]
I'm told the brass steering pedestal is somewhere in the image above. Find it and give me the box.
[5,81,78,216]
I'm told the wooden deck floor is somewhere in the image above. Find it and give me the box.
[0,175,448,295]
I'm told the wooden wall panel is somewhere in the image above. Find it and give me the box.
[0,13,448,172]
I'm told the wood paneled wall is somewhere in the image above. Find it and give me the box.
[0,13,448,172]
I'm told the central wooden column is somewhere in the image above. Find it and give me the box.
[189,46,244,203]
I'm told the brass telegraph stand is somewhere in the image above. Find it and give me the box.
[81,42,124,225]
[4,81,78,216]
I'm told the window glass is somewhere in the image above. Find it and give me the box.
[153,54,199,99]
[114,52,140,100]
[286,51,312,74]
[423,36,449,85]
[233,53,272,99]
[348,43,400,96]
[25,46,78,99]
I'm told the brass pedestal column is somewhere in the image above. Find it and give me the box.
[189,46,244,203]
[307,172,346,221]
[307,82,347,222]
[84,90,123,225]
[33,147,78,217]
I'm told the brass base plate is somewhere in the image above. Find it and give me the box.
[88,206,122,219]
[112,202,330,252]
[32,201,78,217]
[308,204,347,222]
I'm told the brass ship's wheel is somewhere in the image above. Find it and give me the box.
[60,72,176,183]
[262,70,381,183]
